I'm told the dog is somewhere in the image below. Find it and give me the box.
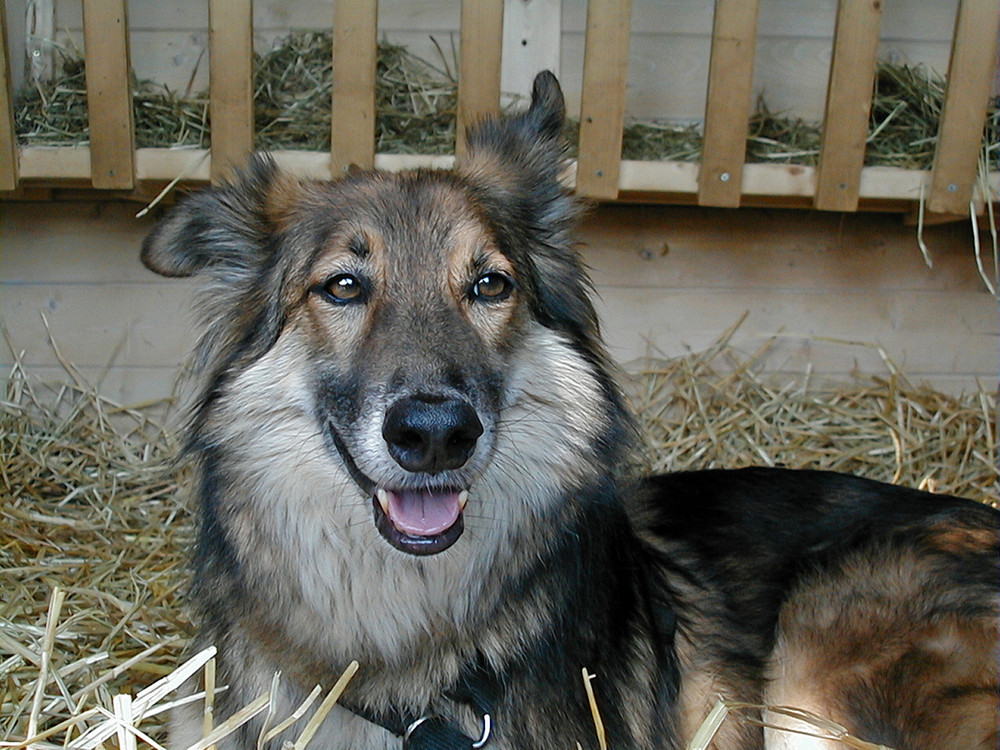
[142,71,999,750]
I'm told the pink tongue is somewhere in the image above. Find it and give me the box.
[385,490,462,536]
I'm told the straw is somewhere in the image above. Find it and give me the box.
[2,335,996,748]
[13,36,998,168]
[627,335,998,506]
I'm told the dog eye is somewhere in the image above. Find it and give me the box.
[472,273,513,302]
[321,274,365,303]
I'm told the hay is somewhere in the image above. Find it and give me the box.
[1,339,996,748]
[1,361,189,746]
[14,51,211,150]
[687,698,893,750]
[14,34,459,155]
[629,335,998,505]
[254,34,459,153]
[13,32,999,168]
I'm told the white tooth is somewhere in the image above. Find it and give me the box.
[458,490,469,511]
[376,488,390,514]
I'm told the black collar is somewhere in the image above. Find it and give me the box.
[340,658,502,750]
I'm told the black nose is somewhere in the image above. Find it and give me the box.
[382,396,484,474]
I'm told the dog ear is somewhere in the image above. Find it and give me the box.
[141,153,304,374]
[141,153,298,278]
[459,70,566,188]
[460,72,603,357]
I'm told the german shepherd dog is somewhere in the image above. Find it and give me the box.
[143,72,998,750]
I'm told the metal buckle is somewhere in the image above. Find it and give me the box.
[402,713,492,749]
[404,715,431,743]
[472,713,491,749]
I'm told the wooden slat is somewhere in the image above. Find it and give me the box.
[576,0,632,199]
[928,0,1000,215]
[209,0,254,183]
[331,0,378,174]
[0,6,18,191]
[13,146,998,210]
[82,0,134,189]
[456,0,504,160]
[501,0,561,100]
[697,0,759,208]
[814,0,883,212]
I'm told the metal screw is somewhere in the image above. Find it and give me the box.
[947,183,957,193]
[595,169,604,178]
[719,172,730,182]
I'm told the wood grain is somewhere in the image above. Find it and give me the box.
[0,7,17,191]
[927,0,1000,214]
[209,0,254,182]
[814,0,883,212]
[332,0,378,173]
[82,0,135,189]
[576,0,632,199]
[455,0,504,160]
[698,0,759,207]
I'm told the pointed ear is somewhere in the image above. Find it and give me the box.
[141,153,301,277]
[457,72,603,357]
[520,69,566,141]
[458,70,567,187]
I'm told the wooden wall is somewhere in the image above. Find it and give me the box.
[2,0,994,406]
[2,200,996,405]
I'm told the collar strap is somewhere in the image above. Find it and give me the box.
[403,714,490,750]
[341,658,502,750]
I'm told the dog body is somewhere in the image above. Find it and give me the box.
[143,72,998,750]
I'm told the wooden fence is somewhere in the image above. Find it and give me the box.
[0,0,997,214]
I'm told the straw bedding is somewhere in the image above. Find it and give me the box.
[2,337,996,749]
[13,33,1000,168]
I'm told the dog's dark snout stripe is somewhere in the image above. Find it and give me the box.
[383,396,483,474]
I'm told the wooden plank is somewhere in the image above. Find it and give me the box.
[928,0,1000,214]
[13,146,998,210]
[697,0,759,208]
[598,287,997,381]
[814,0,883,212]
[501,0,561,101]
[2,283,195,369]
[455,0,504,160]
[576,0,632,199]
[331,0,378,173]
[209,0,254,183]
[0,5,18,191]
[82,0,134,189]
[26,0,55,82]
[576,204,993,293]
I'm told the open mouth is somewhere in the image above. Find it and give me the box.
[328,426,469,555]
[373,488,468,555]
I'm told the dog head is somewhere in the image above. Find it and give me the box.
[143,72,631,564]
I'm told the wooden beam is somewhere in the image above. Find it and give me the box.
[928,0,1000,215]
[0,5,18,191]
[576,0,632,199]
[82,0,134,189]
[14,146,998,210]
[698,0,759,208]
[209,0,254,183]
[332,0,378,174]
[814,0,883,212]
[456,0,504,160]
